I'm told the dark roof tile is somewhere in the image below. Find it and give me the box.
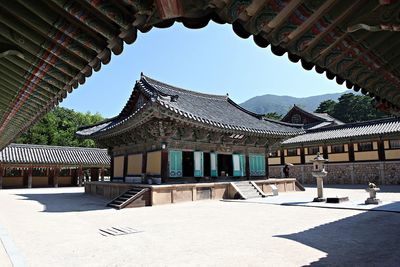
[0,143,110,166]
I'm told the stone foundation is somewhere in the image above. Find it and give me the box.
[85,178,302,206]
[269,161,400,185]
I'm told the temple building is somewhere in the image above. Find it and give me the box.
[77,74,304,184]
[281,105,344,129]
[269,106,400,184]
[0,143,110,189]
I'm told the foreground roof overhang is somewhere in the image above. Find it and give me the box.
[1,0,400,149]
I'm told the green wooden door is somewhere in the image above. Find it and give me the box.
[250,154,265,176]
[194,151,203,177]
[169,150,182,177]
[232,154,245,177]
[210,152,218,177]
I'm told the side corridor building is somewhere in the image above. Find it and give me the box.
[269,106,400,184]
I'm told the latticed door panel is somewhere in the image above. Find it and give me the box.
[250,154,265,176]
[210,153,218,177]
[169,150,182,177]
[194,151,203,177]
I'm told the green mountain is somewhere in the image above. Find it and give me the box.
[240,92,346,115]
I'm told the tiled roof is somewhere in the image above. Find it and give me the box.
[282,105,344,128]
[78,75,304,137]
[0,143,110,166]
[283,117,400,145]
[310,112,344,125]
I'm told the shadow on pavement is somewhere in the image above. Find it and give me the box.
[16,192,110,212]
[275,202,400,266]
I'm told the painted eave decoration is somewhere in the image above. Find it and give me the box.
[1,0,400,149]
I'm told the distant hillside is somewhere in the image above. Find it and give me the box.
[240,92,345,115]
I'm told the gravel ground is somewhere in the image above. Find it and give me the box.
[0,186,399,267]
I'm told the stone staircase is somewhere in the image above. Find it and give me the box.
[107,187,149,209]
[231,181,266,199]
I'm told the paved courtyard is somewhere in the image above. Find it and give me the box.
[1,185,400,267]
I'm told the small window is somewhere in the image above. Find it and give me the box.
[332,144,344,153]
[32,168,47,176]
[287,148,297,156]
[5,168,22,177]
[60,169,70,176]
[389,140,400,149]
[308,147,319,155]
[358,142,373,151]
[269,150,278,157]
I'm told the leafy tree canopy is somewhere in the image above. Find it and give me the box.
[314,93,388,123]
[14,107,104,148]
[315,99,336,114]
[264,112,283,120]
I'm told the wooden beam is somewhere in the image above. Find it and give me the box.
[267,0,302,29]
[285,0,337,44]
[303,1,364,53]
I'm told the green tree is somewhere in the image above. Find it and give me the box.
[264,112,283,120]
[14,107,105,148]
[314,93,388,123]
[315,99,336,114]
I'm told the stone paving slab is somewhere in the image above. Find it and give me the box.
[0,239,13,267]
[0,186,399,266]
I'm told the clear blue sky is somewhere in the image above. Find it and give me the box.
[60,22,346,118]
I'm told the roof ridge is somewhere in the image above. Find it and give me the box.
[305,116,397,133]
[142,75,227,100]
[8,143,107,151]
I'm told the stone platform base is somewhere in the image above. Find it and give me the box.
[313,197,326,202]
[85,178,303,206]
[365,198,382,205]
[326,196,349,203]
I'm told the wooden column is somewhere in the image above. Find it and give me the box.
[123,155,128,182]
[161,150,169,183]
[300,147,305,164]
[78,165,83,187]
[0,165,3,189]
[322,145,328,159]
[245,155,250,179]
[27,167,33,188]
[280,149,285,165]
[265,152,269,179]
[349,143,355,162]
[378,139,386,161]
[110,155,114,181]
[142,151,147,174]
[100,167,105,181]
[54,167,59,188]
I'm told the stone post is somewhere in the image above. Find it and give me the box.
[316,177,324,199]
[27,167,33,188]
[379,162,385,185]
[0,166,3,189]
[54,167,59,188]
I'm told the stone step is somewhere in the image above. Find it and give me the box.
[108,203,121,209]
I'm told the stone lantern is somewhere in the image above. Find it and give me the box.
[311,152,328,202]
